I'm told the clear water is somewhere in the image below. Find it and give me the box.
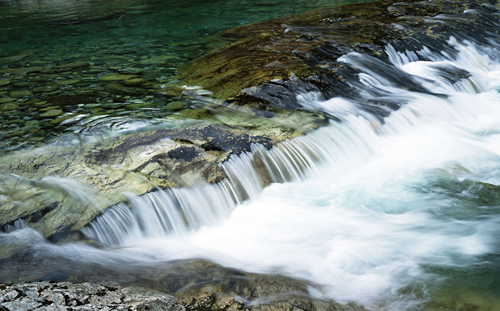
[0,0,373,152]
[1,0,500,310]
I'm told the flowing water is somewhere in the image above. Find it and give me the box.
[1,0,500,310]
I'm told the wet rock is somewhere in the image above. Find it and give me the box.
[105,83,147,95]
[0,98,15,104]
[98,74,138,81]
[123,78,147,87]
[55,79,81,86]
[0,102,19,112]
[43,94,98,107]
[54,62,91,70]
[0,53,32,65]
[32,86,59,93]
[166,101,186,111]
[0,173,123,241]
[0,282,184,311]
[9,90,32,98]
[139,55,177,65]
[38,109,63,118]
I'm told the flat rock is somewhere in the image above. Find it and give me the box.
[98,74,138,82]
[0,282,184,311]
[0,102,19,112]
[9,90,32,98]
[38,109,63,118]
[123,78,147,87]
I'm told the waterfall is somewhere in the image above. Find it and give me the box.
[71,35,500,309]
[82,36,500,249]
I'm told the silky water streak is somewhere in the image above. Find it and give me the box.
[76,37,500,309]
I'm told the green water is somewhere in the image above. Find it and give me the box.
[0,0,371,153]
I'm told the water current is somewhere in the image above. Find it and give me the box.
[1,0,500,310]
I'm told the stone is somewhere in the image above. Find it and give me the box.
[0,80,11,86]
[0,97,15,103]
[98,74,138,82]
[9,90,32,98]
[0,102,19,112]
[139,55,177,65]
[54,62,90,69]
[32,85,59,93]
[105,83,147,95]
[0,282,184,311]
[0,53,32,65]
[56,79,81,86]
[38,109,63,118]
[123,78,147,87]
[166,101,186,111]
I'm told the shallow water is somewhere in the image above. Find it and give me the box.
[1,0,500,310]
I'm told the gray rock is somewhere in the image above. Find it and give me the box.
[0,282,185,311]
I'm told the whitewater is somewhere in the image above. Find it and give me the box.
[3,36,500,310]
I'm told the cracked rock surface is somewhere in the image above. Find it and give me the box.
[0,282,184,311]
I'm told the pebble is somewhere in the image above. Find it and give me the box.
[56,79,82,85]
[32,85,59,93]
[123,78,147,87]
[38,109,63,118]
[98,74,138,81]
[166,101,186,111]
[0,97,16,103]
[0,102,19,111]
[10,90,33,97]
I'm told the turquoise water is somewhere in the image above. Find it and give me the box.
[1,1,500,310]
[0,0,372,153]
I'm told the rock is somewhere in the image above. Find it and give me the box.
[0,80,11,86]
[0,97,16,104]
[0,282,184,311]
[0,53,32,65]
[123,78,147,87]
[0,66,46,75]
[54,62,90,69]
[166,101,186,111]
[0,102,19,112]
[38,109,63,118]
[9,90,32,98]
[0,173,124,242]
[42,94,98,107]
[105,83,147,95]
[32,85,59,93]
[98,74,138,82]
[55,79,81,86]
[139,55,177,65]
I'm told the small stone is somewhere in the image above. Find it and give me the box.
[98,74,138,81]
[10,90,33,97]
[56,79,81,86]
[12,82,30,88]
[0,97,16,103]
[38,109,63,118]
[0,102,19,111]
[166,101,186,111]
[0,80,11,86]
[105,83,147,95]
[32,85,59,93]
[25,120,39,127]
[139,55,176,65]
[54,62,90,69]
[39,106,60,112]
[123,78,147,87]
